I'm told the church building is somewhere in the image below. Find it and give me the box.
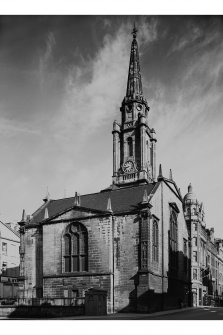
[18,27,195,313]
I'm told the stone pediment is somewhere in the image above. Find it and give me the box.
[44,205,109,223]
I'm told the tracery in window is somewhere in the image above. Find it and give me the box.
[169,207,178,272]
[63,223,88,272]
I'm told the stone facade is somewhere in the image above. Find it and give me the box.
[0,221,20,298]
[183,184,223,306]
[17,27,223,314]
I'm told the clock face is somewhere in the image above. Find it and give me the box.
[123,160,134,173]
[136,104,142,111]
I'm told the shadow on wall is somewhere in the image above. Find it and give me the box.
[120,250,191,313]
[6,304,84,319]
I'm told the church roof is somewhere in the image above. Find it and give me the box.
[30,182,159,224]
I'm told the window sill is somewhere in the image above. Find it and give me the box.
[43,271,112,278]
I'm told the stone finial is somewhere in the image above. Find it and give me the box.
[43,188,50,203]
[169,169,173,181]
[74,192,81,206]
[18,209,26,226]
[142,189,148,203]
[107,197,112,213]
[44,207,49,220]
[188,183,193,193]
[157,164,163,181]
[21,209,26,222]
[132,22,138,39]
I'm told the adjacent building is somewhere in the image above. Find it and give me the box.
[0,221,20,299]
[184,184,223,306]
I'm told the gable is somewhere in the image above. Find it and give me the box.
[47,206,108,223]
[0,222,20,242]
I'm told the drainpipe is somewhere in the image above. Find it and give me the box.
[112,215,115,314]
[161,181,164,310]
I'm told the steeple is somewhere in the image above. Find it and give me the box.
[126,24,143,99]
[112,25,157,187]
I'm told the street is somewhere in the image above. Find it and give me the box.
[149,307,223,320]
[58,307,223,320]
[1,306,223,320]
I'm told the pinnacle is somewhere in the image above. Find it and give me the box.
[107,197,112,213]
[158,164,163,181]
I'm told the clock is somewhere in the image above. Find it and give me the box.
[123,160,134,173]
[136,104,142,111]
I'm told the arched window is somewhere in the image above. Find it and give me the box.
[152,221,159,262]
[146,140,149,161]
[169,208,178,271]
[63,223,88,272]
[127,137,133,157]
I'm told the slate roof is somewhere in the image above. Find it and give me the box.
[30,182,160,224]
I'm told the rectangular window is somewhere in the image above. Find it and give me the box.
[193,223,197,231]
[2,242,7,256]
[193,268,198,280]
[64,289,68,298]
[193,237,197,246]
[193,251,197,262]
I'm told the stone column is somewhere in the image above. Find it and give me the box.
[112,121,120,176]
[139,115,146,170]
[150,129,157,180]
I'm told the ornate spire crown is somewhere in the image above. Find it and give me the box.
[126,24,143,99]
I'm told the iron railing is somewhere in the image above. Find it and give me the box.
[17,297,85,306]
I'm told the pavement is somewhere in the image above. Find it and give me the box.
[1,306,223,320]
[59,306,223,320]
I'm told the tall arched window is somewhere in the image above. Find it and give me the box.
[127,137,133,157]
[152,220,159,262]
[63,223,88,272]
[169,207,178,271]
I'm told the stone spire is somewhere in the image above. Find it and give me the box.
[44,207,49,220]
[142,189,148,204]
[158,164,163,181]
[107,197,112,213]
[74,192,81,206]
[188,183,192,193]
[126,24,143,98]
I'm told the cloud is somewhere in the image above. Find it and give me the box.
[39,31,56,87]
[53,20,158,149]
[0,117,41,137]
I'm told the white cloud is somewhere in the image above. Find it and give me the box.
[0,117,41,137]
[39,31,56,87]
[53,20,159,149]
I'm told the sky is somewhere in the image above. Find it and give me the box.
[0,15,223,237]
